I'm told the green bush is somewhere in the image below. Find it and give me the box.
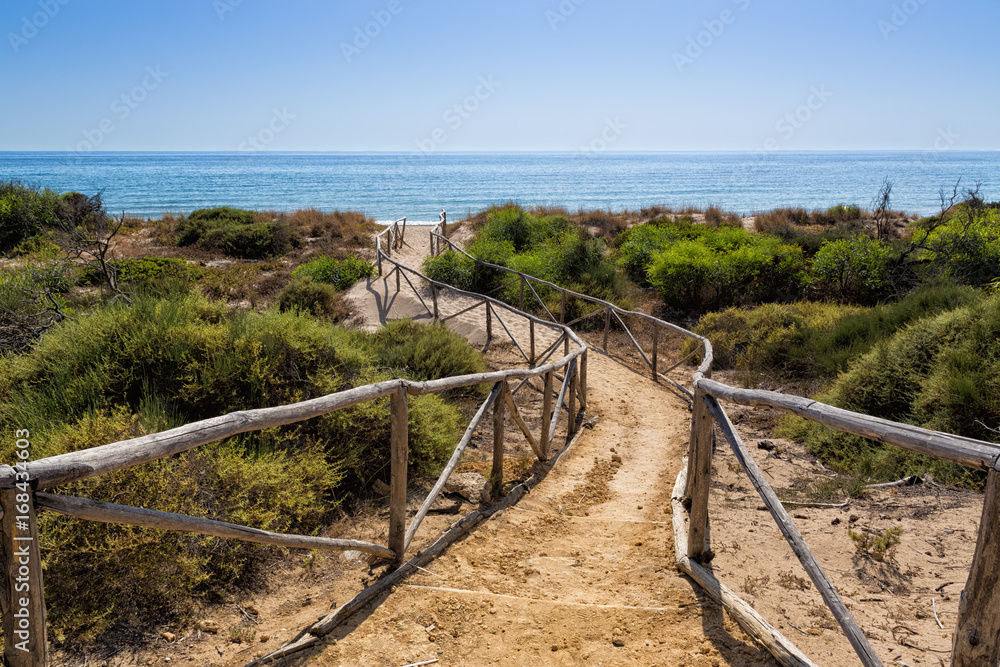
[175,207,295,259]
[370,320,487,386]
[647,229,805,311]
[808,235,892,305]
[276,276,342,319]
[827,204,863,221]
[78,257,197,289]
[781,295,1000,486]
[0,263,72,352]
[691,284,980,380]
[0,181,64,254]
[616,220,682,285]
[423,249,474,290]
[0,293,484,639]
[39,409,341,642]
[292,254,375,289]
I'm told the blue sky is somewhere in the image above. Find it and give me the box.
[2,0,998,152]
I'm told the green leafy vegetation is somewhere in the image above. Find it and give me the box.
[0,292,483,640]
[175,207,297,259]
[848,525,903,562]
[276,276,344,319]
[423,204,627,320]
[778,294,1000,486]
[639,220,806,310]
[292,254,375,289]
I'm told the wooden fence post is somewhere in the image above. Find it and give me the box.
[429,229,434,256]
[568,364,578,436]
[603,308,611,351]
[519,276,525,312]
[486,303,492,343]
[395,265,401,293]
[652,326,659,382]
[953,469,1000,666]
[490,384,507,501]
[687,376,715,562]
[579,350,588,411]
[377,239,383,275]
[400,217,406,245]
[529,320,535,366]
[0,485,47,666]
[388,387,408,562]
[432,286,439,322]
[541,371,553,459]
[440,210,447,241]
[560,291,566,324]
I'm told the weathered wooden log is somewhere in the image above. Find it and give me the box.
[686,370,714,561]
[671,467,818,667]
[614,311,652,369]
[603,308,611,351]
[403,384,502,552]
[0,485,47,667]
[431,285,439,321]
[389,387,409,561]
[952,469,1000,666]
[697,378,1000,473]
[35,493,394,559]
[568,361,578,436]
[651,326,659,382]
[530,320,536,366]
[9,380,405,491]
[702,395,883,666]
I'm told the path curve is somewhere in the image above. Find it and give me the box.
[319,228,778,665]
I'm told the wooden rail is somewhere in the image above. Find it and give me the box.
[0,213,589,667]
[5,210,998,667]
[426,220,1000,667]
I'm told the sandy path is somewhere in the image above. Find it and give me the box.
[319,232,780,666]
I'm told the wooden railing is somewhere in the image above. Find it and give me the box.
[426,218,1000,667]
[0,213,590,667]
[3,211,997,666]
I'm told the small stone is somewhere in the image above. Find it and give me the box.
[197,620,219,634]
[831,517,841,526]
[372,479,391,496]
[552,645,559,651]
[849,515,859,523]
[161,631,177,642]
[244,603,259,616]
[444,472,489,502]
[260,635,270,642]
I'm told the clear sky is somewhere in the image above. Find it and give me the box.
[2,0,998,152]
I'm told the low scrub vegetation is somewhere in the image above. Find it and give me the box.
[0,292,482,642]
[424,204,627,322]
[779,294,1000,486]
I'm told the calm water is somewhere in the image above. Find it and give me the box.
[1,151,998,221]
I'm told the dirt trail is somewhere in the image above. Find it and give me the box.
[319,230,779,666]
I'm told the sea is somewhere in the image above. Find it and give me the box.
[1,151,998,223]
